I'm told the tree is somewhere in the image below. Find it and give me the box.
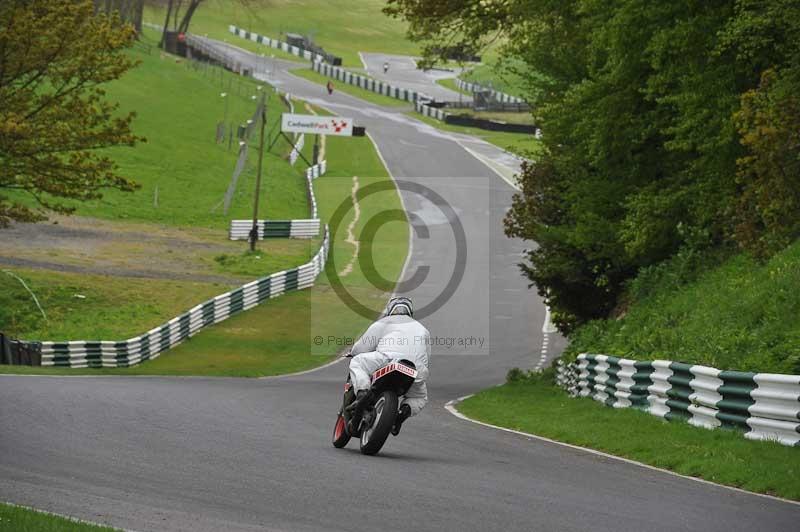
[389,0,800,331]
[93,0,144,34]
[147,0,264,50]
[0,0,144,227]
[157,0,204,49]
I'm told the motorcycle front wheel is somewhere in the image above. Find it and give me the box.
[332,414,351,448]
[359,391,398,455]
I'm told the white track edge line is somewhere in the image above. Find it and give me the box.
[443,396,800,507]
[458,142,520,191]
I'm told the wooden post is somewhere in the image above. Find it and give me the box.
[250,95,268,252]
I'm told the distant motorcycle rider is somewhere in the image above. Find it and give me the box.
[346,297,429,436]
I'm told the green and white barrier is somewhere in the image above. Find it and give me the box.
[228,160,326,240]
[229,219,320,239]
[414,101,449,121]
[311,61,425,104]
[228,25,323,62]
[37,227,330,368]
[556,354,800,447]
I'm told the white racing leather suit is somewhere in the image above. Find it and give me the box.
[349,314,430,416]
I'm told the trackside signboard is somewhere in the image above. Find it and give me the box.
[281,113,353,137]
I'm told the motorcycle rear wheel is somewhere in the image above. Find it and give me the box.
[359,391,398,455]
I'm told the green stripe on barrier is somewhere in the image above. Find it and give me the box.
[258,277,271,301]
[263,221,292,238]
[604,358,622,407]
[285,268,299,291]
[229,287,244,314]
[630,361,655,408]
[202,300,215,325]
[158,324,170,350]
[718,370,756,429]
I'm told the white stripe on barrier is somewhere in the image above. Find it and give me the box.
[647,360,673,418]
[687,365,724,429]
[228,160,327,240]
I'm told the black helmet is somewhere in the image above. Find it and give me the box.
[386,296,413,317]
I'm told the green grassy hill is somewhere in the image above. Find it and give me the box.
[564,241,800,374]
[1,33,409,377]
[144,0,418,67]
[459,50,528,99]
[4,29,311,229]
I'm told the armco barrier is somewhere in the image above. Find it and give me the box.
[416,101,539,134]
[455,78,525,104]
[229,160,326,240]
[37,227,330,368]
[556,354,800,447]
[444,113,537,134]
[0,333,41,366]
[229,25,324,63]
[415,101,449,121]
[312,61,423,104]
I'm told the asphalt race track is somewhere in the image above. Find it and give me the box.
[359,52,470,102]
[1,40,798,532]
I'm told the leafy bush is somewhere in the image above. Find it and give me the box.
[388,0,800,330]
[566,239,800,374]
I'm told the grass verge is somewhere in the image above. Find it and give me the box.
[289,67,409,108]
[459,49,528,99]
[0,269,228,341]
[436,77,471,97]
[1,113,408,377]
[0,503,118,532]
[458,372,800,500]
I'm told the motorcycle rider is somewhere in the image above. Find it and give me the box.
[346,296,429,436]
[383,61,389,74]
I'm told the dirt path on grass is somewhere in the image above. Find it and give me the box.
[338,175,361,277]
[0,216,255,285]
[0,256,242,285]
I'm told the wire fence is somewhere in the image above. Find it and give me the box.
[222,100,264,215]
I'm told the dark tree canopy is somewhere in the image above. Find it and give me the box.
[94,0,144,33]
[387,0,800,331]
[0,0,144,227]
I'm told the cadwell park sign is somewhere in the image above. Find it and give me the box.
[281,113,354,137]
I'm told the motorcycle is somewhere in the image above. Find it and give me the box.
[331,358,417,455]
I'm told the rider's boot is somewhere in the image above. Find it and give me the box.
[346,390,373,434]
[391,404,412,436]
